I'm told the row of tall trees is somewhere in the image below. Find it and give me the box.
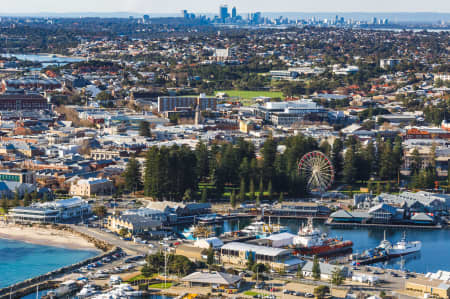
[123,135,318,201]
[338,136,403,184]
[123,133,409,201]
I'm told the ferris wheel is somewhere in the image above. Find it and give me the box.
[298,151,334,193]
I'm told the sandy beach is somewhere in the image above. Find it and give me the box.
[0,223,99,251]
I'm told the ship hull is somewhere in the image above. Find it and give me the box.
[294,241,353,256]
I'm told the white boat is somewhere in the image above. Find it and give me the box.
[241,219,287,238]
[76,284,99,298]
[387,232,421,257]
[377,230,392,250]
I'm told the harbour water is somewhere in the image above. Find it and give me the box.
[1,53,84,68]
[0,238,97,289]
[177,218,450,274]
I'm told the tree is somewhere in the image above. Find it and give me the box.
[267,180,273,201]
[139,121,151,137]
[93,205,107,218]
[200,188,208,203]
[261,137,277,183]
[297,264,304,278]
[1,198,8,214]
[314,285,330,299]
[42,193,49,203]
[23,192,31,207]
[312,255,321,280]
[183,189,193,202]
[258,177,264,199]
[230,190,237,209]
[246,251,255,270]
[331,266,344,285]
[331,138,343,178]
[239,177,246,201]
[249,178,255,201]
[278,192,284,204]
[343,147,357,184]
[206,244,214,266]
[119,228,129,238]
[124,157,141,193]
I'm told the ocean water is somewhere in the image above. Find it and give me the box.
[0,238,98,289]
[177,218,450,274]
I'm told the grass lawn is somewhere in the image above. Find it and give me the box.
[148,282,173,289]
[243,291,264,296]
[216,90,283,100]
[126,274,156,282]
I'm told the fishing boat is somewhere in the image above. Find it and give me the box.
[182,224,216,239]
[387,232,421,257]
[197,213,223,224]
[377,230,392,250]
[241,218,288,238]
[293,218,353,256]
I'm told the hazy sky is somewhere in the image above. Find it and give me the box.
[1,0,449,14]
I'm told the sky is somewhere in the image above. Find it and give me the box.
[1,0,449,14]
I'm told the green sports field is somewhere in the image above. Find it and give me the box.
[215,90,283,99]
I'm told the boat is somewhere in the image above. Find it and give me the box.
[293,218,353,256]
[197,213,223,224]
[241,218,288,238]
[182,224,216,239]
[377,230,392,250]
[76,284,99,298]
[386,232,421,257]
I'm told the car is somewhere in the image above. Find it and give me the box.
[283,289,290,294]
[255,283,264,289]
[295,292,303,296]
[305,293,314,298]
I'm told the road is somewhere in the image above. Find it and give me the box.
[70,224,154,255]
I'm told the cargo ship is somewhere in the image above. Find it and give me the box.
[292,218,353,256]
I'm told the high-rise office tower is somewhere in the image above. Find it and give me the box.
[219,5,229,20]
[231,6,237,19]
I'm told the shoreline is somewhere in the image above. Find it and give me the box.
[0,223,100,252]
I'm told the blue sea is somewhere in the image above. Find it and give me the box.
[177,218,450,274]
[0,238,98,289]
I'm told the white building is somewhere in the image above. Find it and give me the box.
[9,197,91,223]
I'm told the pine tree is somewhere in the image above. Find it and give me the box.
[267,180,273,201]
[200,188,208,203]
[331,138,343,178]
[261,137,277,183]
[249,178,255,201]
[343,147,357,184]
[278,192,284,204]
[23,192,31,207]
[1,198,8,214]
[139,121,151,137]
[258,177,264,199]
[124,157,141,193]
[239,177,246,201]
[206,244,214,266]
[246,251,255,270]
[230,190,237,209]
[312,255,321,280]
[331,266,344,285]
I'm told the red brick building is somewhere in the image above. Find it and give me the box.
[0,94,48,110]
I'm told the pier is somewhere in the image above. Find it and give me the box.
[325,221,443,230]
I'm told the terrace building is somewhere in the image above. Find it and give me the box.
[9,197,91,223]
[220,242,302,271]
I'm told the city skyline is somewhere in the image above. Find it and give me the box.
[0,0,449,14]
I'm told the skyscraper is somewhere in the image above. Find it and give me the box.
[231,6,237,19]
[219,5,229,21]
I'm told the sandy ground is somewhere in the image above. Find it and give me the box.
[0,223,99,251]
